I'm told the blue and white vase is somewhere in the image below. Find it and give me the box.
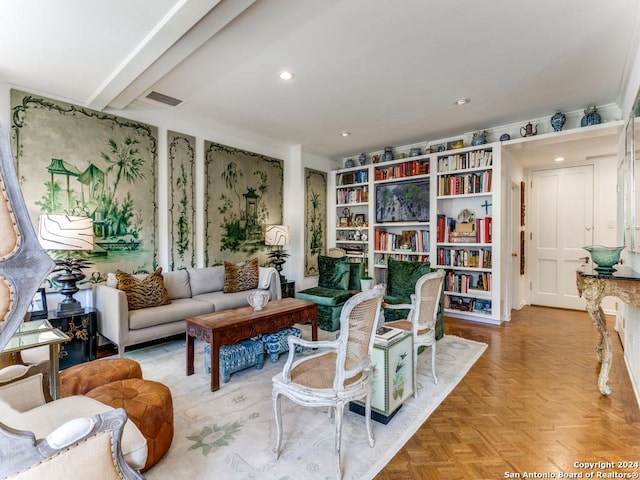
[359,153,367,165]
[550,111,566,132]
[581,105,601,127]
[471,131,487,146]
[383,147,393,162]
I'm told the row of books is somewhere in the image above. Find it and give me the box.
[437,150,493,172]
[436,215,492,243]
[374,253,429,266]
[338,170,368,186]
[438,170,492,196]
[374,160,429,181]
[336,185,368,204]
[444,295,492,314]
[374,229,429,253]
[436,247,492,269]
[444,271,492,294]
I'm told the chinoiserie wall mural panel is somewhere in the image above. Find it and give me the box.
[204,141,283,266]
[168,131,196,270]
[10,90,158,284]
[304,168,326,276]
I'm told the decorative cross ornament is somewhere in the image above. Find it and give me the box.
[481,200,492,215]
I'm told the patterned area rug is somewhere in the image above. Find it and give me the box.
[124,330,486,480]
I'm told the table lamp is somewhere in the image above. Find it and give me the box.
[38,214,94,316]
[265,225,290,285]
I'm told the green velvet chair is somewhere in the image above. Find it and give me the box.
[382,258,445,340]
[295,256,364,332]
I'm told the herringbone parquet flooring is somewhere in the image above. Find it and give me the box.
[376,306,640,480]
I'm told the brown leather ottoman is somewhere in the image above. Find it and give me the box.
[59,358,142,397]
[86,377,174,472]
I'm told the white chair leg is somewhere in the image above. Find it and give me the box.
[431,342,438,385]
[364,392,375,447]
[334,402,344,480]
[412,344,419,399]
[273,391,283,459]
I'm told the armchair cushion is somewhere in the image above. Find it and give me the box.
[318,256,350,290]
[295,287,354,307]
[386,257,431,298]
[349,262,365,291]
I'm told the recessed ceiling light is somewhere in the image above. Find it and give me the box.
[279,71,295,80]
[554,156,565,162]
[454,98,471,106]
[339,131,351,137]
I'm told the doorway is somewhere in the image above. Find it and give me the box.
[527,165,593,309]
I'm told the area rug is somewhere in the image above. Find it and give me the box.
[123,331,487,480]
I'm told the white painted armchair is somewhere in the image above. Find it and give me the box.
[272,284,384,480]
[384,269,445,395]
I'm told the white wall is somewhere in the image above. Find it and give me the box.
[617,16,640,405]
[0,82,335,307]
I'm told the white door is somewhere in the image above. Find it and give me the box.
[529,165,593,309]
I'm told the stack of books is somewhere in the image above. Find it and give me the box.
[374,326,405,345]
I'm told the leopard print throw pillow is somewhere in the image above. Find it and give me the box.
[116,268,171,310]
[223,258,259,293]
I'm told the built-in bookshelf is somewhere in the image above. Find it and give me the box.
[328,143,502,325]
[372,155,431,281]
[435,145,501,324]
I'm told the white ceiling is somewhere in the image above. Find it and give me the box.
[1,0,638,160]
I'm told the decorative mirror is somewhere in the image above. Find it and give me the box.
[634,91,640,252]
[0,124,54,350]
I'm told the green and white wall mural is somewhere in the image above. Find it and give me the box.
[168,131,196,270]
[10,90,158,282]
[304,168,327,276]
[204,141,283,266]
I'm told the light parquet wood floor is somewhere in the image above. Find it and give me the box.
[376,306,640,480]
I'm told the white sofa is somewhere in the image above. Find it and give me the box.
[94,266,281,355]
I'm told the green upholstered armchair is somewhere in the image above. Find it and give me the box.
[382,258,444,340]
[295,256,364,332]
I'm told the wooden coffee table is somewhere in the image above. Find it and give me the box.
[186,298,318,392]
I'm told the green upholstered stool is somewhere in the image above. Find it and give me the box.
[382,258,445,340]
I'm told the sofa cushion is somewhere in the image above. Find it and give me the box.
[318,256,350,290]
[188,266,224,296]
[224,258,259,293]
[386,258,431,298]
[162,269,191,299]
[193,290,254,311]
[295,287,354,307]
[128,298,213,330]
[116,268,171,311]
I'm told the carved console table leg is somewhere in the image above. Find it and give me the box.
[576,275,612,395]
[577,270,640,396]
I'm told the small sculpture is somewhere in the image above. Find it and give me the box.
[247,291,270,311]
[520,122,537,137]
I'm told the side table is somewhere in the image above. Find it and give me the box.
[3,319,68,399]
[350,331,413,423]
[282,281,295,299]
[47,307,97,370]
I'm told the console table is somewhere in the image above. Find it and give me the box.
[576,266,640,395]
[2,319,68,399]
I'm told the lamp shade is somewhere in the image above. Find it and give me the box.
[38,215,94,251]
[265,225,289,246]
